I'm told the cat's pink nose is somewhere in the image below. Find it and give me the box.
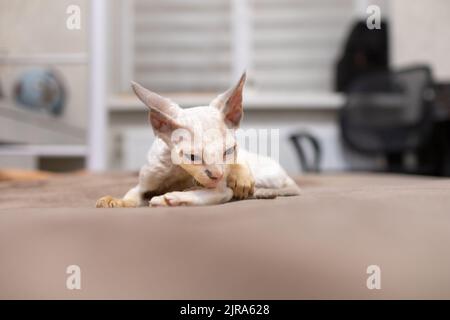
[205,169,223,181]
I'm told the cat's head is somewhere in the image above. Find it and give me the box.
[131,73,246,188]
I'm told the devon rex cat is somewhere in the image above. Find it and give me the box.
[96,73,299,208]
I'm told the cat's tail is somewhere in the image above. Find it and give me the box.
[252,178,300,199]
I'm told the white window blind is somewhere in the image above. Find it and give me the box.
[133,0,232,93]
[129,0,355,94]
[251,0,354,92]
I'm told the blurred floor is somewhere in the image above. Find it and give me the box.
[0,172,449,299]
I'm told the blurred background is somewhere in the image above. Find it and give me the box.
[0,0,449,176]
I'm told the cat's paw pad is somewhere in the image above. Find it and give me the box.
[96,196,135,208]
[149,193,190,207]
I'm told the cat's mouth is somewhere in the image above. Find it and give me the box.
[198,178,223,189]
[203,180,220,188]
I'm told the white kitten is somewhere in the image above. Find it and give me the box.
[96,73,299,208]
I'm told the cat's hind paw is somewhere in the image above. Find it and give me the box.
[253,189,278,199]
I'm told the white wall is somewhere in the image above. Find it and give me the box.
[390,0,450,81]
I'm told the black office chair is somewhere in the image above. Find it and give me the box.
[339,66,435,174]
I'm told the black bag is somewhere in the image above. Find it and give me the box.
[335,20,389,92]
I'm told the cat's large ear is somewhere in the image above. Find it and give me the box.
[131,81,182,141]
[211,72,246,128]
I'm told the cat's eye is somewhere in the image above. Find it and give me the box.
[223,146,235,156]
[185,153,201,162]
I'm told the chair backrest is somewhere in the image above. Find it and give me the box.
[339,66,434,154]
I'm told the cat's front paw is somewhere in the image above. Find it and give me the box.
[227,164,255,200]
[96,195,136,208]
[149,192,191,207]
